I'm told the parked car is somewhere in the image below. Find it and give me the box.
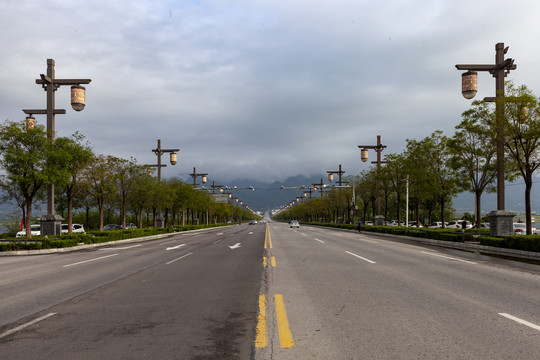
[103,224,122,230]
[364,221,374,226]
[446,220,472,229]
[61,223,86,234]
[428,222,447,228]
[290,220,300,228]
[388,220,405,226]
[16,224,41,237]
[513,222,536,234]
[408,221,423,227]
[123,223,137,229]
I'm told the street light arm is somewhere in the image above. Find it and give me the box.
[37,77,92,85]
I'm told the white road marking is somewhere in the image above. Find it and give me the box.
[217,232,224,235]
[421,251,477,264]
[301,233,307,236]
[166,244,186,251]
[498,313,540,332]
[63,254,119,268]
[314,238,325,243]
[99,245,142,250]
[249,232,253,234]
[229,243,242,249]
[357,237,378,244]
[0,313,57,339]
[345,251,376,264]
[166,252,193,265]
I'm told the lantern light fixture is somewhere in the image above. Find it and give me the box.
[461,71,478,99]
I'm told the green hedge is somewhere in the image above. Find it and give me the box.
[479,235,540,252]
[0,223,233,252]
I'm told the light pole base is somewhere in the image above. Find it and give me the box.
[373,215,385,226]
[489,210,515,237]
[40,214,64,236]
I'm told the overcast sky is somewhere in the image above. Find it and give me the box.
[2,0,540,185]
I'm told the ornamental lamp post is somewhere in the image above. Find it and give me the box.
[456,42,517,237]
[22,59,91,235]
[357,135,387,226]
[149,139,180,227]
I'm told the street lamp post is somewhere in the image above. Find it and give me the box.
[312,178,326,197]
[22,59,91,235]
[149,139,179,227]
[190,167,208,187]
[358,135,387,226]
[456,42,517,236]
[327,164,346,187]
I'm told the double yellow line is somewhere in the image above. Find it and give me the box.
[255,294,295,349]
[257,224,294,349]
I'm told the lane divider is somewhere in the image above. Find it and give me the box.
[255,295,268,348]
[499,313,540,332]
[255,294,295,349]
[345,251,376,264]
[0,313,57,340]
[63,253,118,268]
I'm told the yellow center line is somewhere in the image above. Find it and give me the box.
[271,256,276,267]
[263,256,267,267]
[275,294,295,348]
[255,295,268,348]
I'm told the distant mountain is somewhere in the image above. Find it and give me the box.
[218,174,326,211]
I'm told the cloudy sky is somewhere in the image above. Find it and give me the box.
[2,0,540,185]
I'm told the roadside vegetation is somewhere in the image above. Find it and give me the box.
[274,82,540,249]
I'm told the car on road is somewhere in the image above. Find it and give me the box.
[16,224,41,237]
[290,220,300,228]
[249,220,258,225]
[61,224,86,234]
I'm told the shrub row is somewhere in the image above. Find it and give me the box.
[0,223,233,252]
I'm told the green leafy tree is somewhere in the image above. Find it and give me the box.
[0,120,54,237]
[501,82,540,234]
[54,133,94,233]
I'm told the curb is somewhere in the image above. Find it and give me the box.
[0,225,232,256]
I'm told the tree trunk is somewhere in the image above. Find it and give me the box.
[25,201,33,238]
[475,189,482,229]
[525,178,533,235]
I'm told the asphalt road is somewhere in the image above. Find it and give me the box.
[1,222,540,359]
[0,224,265,360]
[255,222,540,360]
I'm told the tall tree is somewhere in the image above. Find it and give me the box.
[449,105,498,228]
[501,82,540,234]
[82,155,118,231]
[54,133,94,233]
[0,120,52,237]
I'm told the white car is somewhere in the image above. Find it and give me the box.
[16,224,41,237]
[513,223,536,235]
[290,220,300,228]
[428,222,447,228]
[61,224,86,234]
[389,220,405,226]
[446,220,472,229]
